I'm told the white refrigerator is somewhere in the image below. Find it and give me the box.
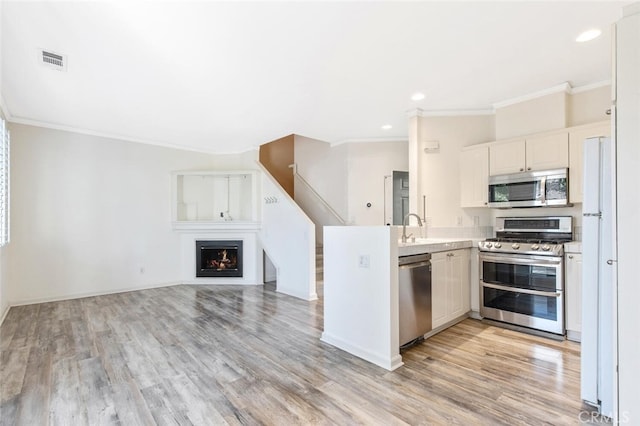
[581,136,617,419]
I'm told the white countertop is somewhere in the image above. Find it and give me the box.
[398,238,473,256]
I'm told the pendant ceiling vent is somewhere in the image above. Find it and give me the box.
[40,49,67,71]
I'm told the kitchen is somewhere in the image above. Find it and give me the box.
[322,81,616,417]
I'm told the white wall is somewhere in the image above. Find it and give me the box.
[0,109,7,322]
[294,136,408,227]
[260,163,316,301]
[0,244,7,323]
[294,136,349,221]
[6,123,256,305]
[413,114,495,236]
[346,141,408,226]
[568,85,612,127]
[322,225,402,371]
[496,90,568,139]
[615,4,640,423]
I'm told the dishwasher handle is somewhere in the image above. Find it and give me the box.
[399,261,431,270]
[398,253,431,266]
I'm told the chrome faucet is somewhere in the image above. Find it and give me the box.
[402,213,423,243]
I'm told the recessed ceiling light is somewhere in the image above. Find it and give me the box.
[411,92,425,101]
[381,124,392,130]
[576,29,602,42]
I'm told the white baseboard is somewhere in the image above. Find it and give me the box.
[320,331,404,371]
[8,281,183,308]
[276,286,318,302]
[469,310,482,320]
[0,303,10,327]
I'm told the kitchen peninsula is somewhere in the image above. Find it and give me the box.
[321,226,472,370]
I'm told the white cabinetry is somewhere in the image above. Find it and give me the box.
[489,132,569,176]
[431,249,470,329]
[568,122,611,203]
[565,251,583,342]
[171,170,259,229]
[489,139,526,175]
[460,145,489,207]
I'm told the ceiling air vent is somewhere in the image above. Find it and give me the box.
[40,49,67,71]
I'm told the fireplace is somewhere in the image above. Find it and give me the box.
[196,240,243,277]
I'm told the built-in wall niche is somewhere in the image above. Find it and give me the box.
[172,170,258,229]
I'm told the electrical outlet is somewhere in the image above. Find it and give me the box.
[457,216,463,226]
[358,255,370,269]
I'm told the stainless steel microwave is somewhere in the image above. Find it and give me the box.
[487,168,569,208]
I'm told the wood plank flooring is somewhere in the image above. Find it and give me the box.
[1,284,598,425]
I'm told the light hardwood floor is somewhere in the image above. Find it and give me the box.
[1,284,598,425]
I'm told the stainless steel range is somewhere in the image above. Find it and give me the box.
[478,216,573,335]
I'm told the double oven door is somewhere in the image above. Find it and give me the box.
[480,252,564,335]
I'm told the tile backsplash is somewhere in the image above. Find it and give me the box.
[427,226,493,239]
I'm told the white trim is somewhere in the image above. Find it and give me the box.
[0,93,11,121]
[6,116,251,156]
[570,80,612,94]
[172,222,261,232]
[320,331,403,371]
[331,137,408,147]
[417,109,494,117]
[8,280,182,307]
[407,108,424,118]
[493,82,571,109]
[0,303,10,327]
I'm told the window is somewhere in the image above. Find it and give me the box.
[0,118,9,246]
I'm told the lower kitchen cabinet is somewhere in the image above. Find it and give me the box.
[431,249,470,329]
[565,252,583,342]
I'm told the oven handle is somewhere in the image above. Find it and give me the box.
[482,282,562,298]
[479,253,562,267]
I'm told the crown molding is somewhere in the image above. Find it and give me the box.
[570,80,611,94]
[6,116,252,155]
[493,82,571,109]
[417,109,494,117]
[331,137,408,147]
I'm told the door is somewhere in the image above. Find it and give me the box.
[392,171,409,226]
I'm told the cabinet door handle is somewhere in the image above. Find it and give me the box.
[527,167,531,171]
[568,255,573,259]
[519,168,524,172]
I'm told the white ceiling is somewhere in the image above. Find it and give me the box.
[0,1,628,154]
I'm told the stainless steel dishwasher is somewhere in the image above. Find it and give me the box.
[398,253,432,347]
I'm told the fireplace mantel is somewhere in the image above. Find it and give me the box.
[172,221,261,232]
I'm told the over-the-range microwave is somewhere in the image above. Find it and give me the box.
[487,168,569,208]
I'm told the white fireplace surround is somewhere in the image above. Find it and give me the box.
[179,229,261,285]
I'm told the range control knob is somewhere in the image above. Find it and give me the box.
[494,243,502,248]
[542,244,551,251]
[486,242,493,248]
[531,244,540,250]
[512,243,520,250]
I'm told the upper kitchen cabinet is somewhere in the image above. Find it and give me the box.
[489,139,526,175]
[460,145,489,207]
[489,132,569,176]
[568,121,611,204]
